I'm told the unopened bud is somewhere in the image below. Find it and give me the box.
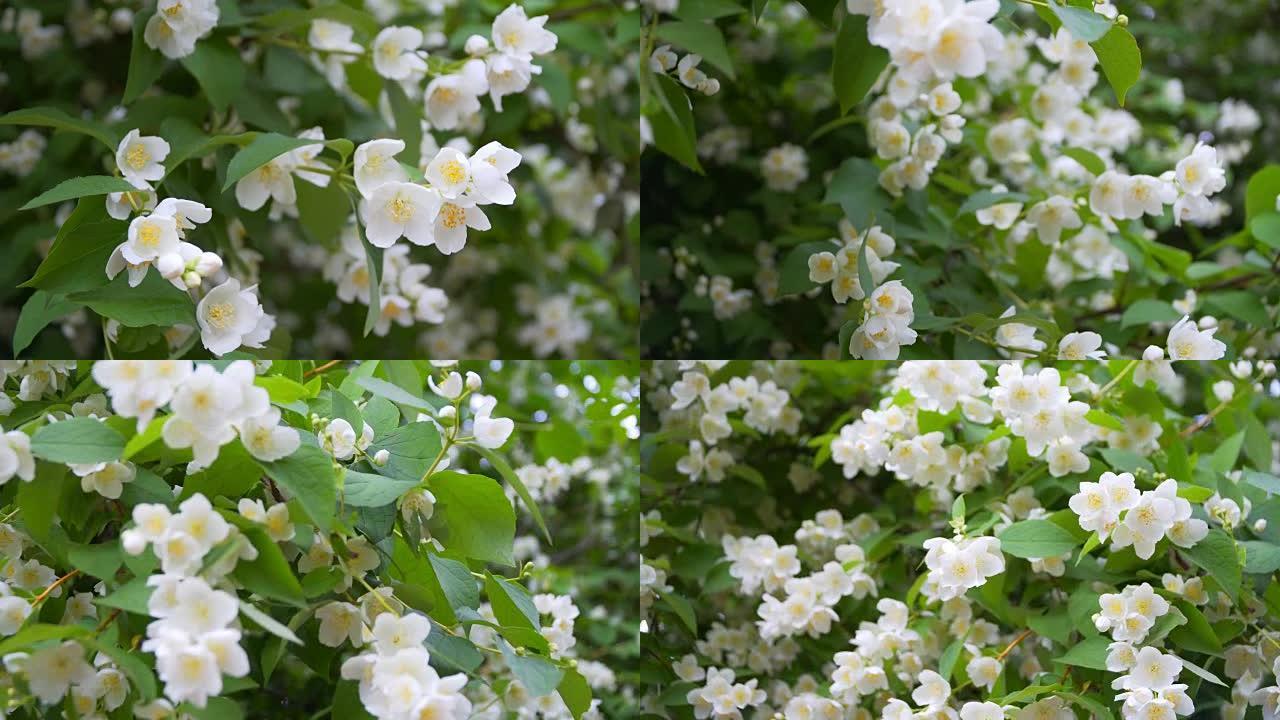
[1117,14,1128,26]
[182,270,202,288]
[373,449,390,466]
[464,35,490,56]
[156,253,184,278]
[465,371,482,391]
[195,251,223,276]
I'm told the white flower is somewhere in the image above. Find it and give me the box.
[912,669,951,708]
[1090,171,1132,218]
[1058,331,1106,360]
[371,612,431,655]
[1027,195,1082,245]
[469,142,521,205]
[320,418,358,460]
[1175,142,1226,197]
[472,395,514,449]
[926,1,1003,79]
[237,408,300,462]
[432,196,491,255]
[424,59,488,131]
[316,602,364,648]
[372,26,426,80]
[235,155,297,211]
[362,181,441,249]
[25,640,94,704]
[996,306,1046,357]
[1166,316,1226,360]
[115,129,170,188]
[425,148,474,200]
[0,430,36,485]
[144,0,219,59]
[0,595,31,635]
[491,4,557,61]
[78,461,135,499]
[196,278,271,357]
[123,213,181,264]
[354,139,410,198]
[429,371,464,399]
[1116,646,1182,690]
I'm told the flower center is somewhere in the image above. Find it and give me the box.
[127,144,150,170]
[440,160,466,185]
[440,203,466,229]
[388,195,415,223]
[139,223,161,247]
[206,302,236,329]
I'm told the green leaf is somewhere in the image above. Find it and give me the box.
[832,16,889,115]
[430,471,516,566]
[938,636,964,681]
[233,525,306,607]
[355,376,435,411]
[184,440,261,500]
[261,443,337,534]
[1167,600,1224,654]
[1242,541,1280,574]
[31,417,125,463]
[385,80,423,168]
[1248,212,1280,250]
[1246,167,1280,221]
[0,623,91,655]
[429,554,480,612]
[295,177,352,247]
[239,600,303,644]
[1049,0,1111,41]
[180,39,247,114]
[425,623,484,673]
[1121,298,1180,328]
[356,221,384,337]
[21,176,139,211]
[796,0,838,24]
[485,573,540,632]
[256,375,311,405]
[1183,529,1242,601]
[67,541,123,581]
[22,206,126,295]
[12,291,81,357]
[343,470,420,508]
[124,13,166,105]
[1061,147,1107,175]
[368,422,443,484]
[95,577,154,615]
[1244,471,1280,495]
[468,444,552,545]
[222,133,317,191]
[83,634,158,701]
[0,106,117,149]
[68,272,197,328]
[18,463,66,547]
[534,420,584,462]
[1091,25,1141,106]
[1053,635,1109,670]
[500,641,563,697]
[656,21,735,79]
[647,74,701,173]
[824,157,890,229]
[997,519,1081,559]
[1181,657,1227,687]
[778,241,835,296]
[1085,410,1125,432]
[558,668,593,720]
[1205,290,1272,329]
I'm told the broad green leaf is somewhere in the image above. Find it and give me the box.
[180,39,246,113]
[674,0,745,21]
[343,469,420,507]
[31,417,125,463]
[1246,166,1280,221]
[500,641,563,697]
[67,541,124,581]
[1183,529,1242,601]
[222,133,318,191]
[0,624,91,655]
[468,444,552,545]
[385,80,423,168]
[426,624,484,673]
[233,526,307,607]
[22,203,127,295]
[0,106,118,149]
[68,272,197,328]
[355,376,435,411]
[832,16,889,115]
[12,291,81,357]
[369,421,443,483]
[1205,290,1272,328]
[83,634,158,700]
[1061,147,1107,175]
[647,74,701,173]
[124,13,166,105]
[1242,541,1280,574]
[1049,0,1111,41]
[535,420,584,462]
[95,577,154,615]
[655,21,735,79]
[1121,298,1180,328]
[997,519,1081,559]
[1053,635,1109,670]
[262,443,337,533]
[558,668,593,720]
[430,471,516,566]
[1092,25,1141,106]
[485,573,540,632]
[429,554,480,612]
[21,176,139,211]
[824,157,890,229]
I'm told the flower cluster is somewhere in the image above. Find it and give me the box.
[651,46,721,96]
[1069,473,1207,559]
[921,534,1004,601]
[143,0,218,59]
[340,613,473,720]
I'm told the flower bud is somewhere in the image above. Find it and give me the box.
[464,35,490,55]
[183,270,202,288]
[121,529,146,555]
[1255,519,1269,533]
[195,251,223,276]
[373,449,390,466]
[156,253,184,278]
[465,371,482,391]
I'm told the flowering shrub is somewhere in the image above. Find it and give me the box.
[0,1,637,359]
[641,359,1280,720]
[639,1,1280,360]
[0,359,639,718]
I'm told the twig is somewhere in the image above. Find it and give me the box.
[305,360,343,378]
[32,570,80,605]
[997,628,1034,661]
